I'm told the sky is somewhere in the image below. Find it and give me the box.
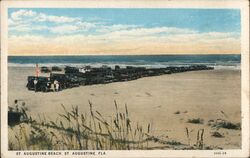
[8,8,241,56]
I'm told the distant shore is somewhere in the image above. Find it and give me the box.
[8,66,241,149]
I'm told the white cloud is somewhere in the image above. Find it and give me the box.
[9,24,49,32]
[9,9,96,34]
[10,9,79,24]
[105,27,197,40]
[49,22,97,34]
[76,21,96,30]
[8,19,17,26]
[8,30,240,55]
[9,29,239,46]
[49,25,79,34]
[11,9,37,20]
[34,13,78,23]
[97,24,139,33]
[9,24,31,32]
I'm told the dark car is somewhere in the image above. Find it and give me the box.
[40,66,51,73]
[51,73,83,88]
[50,73,70,89]
[26,76,51,92]
[8,111,23,126]
[52,66,62,71]
[65,74,81,87]
[65,66,79,74]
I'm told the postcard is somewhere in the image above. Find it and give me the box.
[1,0,249,157]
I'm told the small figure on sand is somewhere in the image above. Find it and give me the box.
[54,79,60,92]
[56,82,60,91]
[33,78,38,92]
[47,77,51,88]
[14,99,19,112]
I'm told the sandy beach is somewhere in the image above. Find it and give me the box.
[8,66,241,149]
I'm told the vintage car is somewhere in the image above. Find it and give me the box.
[50,73,68,89]
[26,76,51,92]
[52,66,62,71]
[8,111,22,126]
[51,72,85,88]
[40,66,51,73]
[65,66,79,74]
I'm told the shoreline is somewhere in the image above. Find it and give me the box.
[8,64,241,70]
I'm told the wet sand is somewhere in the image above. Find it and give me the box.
[8,66,241,149]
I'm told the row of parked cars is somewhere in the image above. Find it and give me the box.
[26,65,214,92]
[40,66,62,73]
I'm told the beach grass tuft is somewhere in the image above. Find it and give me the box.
[209,119,241,130]
[187,118,204,124]
[211,131,224,138]
[174,111,180,114]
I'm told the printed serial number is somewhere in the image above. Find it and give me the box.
[214,151,227,155]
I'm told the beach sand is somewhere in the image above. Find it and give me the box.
[8,67,241,149]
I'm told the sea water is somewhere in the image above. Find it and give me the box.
[8,54,241,70]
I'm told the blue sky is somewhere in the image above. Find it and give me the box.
[9,8,241,34]
[8,8,241,55]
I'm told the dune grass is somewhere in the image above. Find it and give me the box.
[208,119,241,130]
[187,118,204,124]
[9,101,154,150]
[211,131,224,138]
[8,101,226,150]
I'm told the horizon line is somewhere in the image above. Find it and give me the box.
[8,53,241,57]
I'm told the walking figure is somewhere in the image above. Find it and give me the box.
[54,80,59,92]
[34,78,38,92]
[14,99,19,112]
[56,82,60,92]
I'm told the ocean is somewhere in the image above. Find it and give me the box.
[8,55,241,70]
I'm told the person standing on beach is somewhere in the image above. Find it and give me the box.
[33,78,38,92]
[14,99,19,112]
[47,77,51,89]
[33,63,40,92]
[55,81,60,92]
[54,80,59,92]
